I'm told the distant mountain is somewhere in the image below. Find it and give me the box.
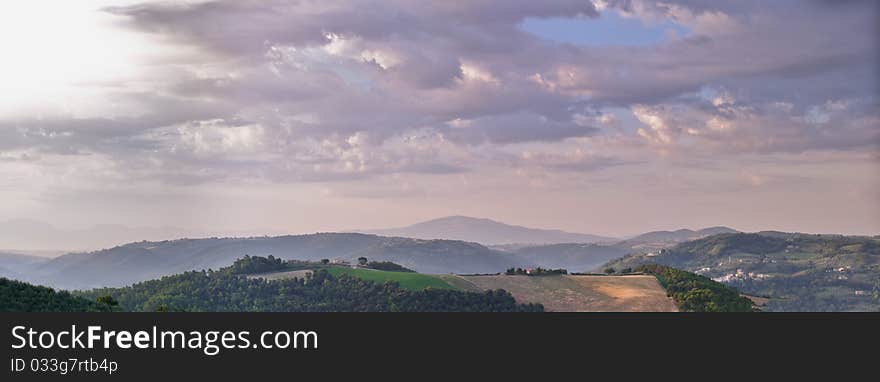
[0,219,191,251]
[0,252,50,280]
[603,232,880,312]
[617,226,739,250]
[496,243,630,273]
[23,233,536,290]
[360,216,617,245]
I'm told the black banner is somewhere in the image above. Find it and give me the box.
[1,313,876,380]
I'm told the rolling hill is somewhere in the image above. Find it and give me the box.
[22,233,535,290]
[360,216,617,245]
[78,257,541,312]
[616,226,739,250]
[604,232,880,311]
[5,254,755,312]
[250,266,459,291]
[0,252,50,280]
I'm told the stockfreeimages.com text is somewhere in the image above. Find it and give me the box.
[11,325,317,356]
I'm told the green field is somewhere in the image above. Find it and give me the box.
[325,268,458,291]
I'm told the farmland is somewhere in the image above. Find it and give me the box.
[446,274,677,312]
[326,268,457,290]
[253,266,458,291]
[254,267,678,311]
[246,269,313,281]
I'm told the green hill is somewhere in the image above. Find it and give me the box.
[604,233,880,311]
[29,233,534,290]
[325,268,456,291]
[236,255,458,291]
[77,256,542,312]
[0,277,113,312]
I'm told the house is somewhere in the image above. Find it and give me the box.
[330,259,351,267]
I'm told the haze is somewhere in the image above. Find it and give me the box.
[0,0,878,251]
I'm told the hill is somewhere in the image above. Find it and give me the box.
[498,243,629,273]
[617,227,739,250]
[0,252,49,280]
[604,232,880,311]
[0,277,113,312]
[360,216,616,245]
[77,256,542,312]
[23,233,533,290]
[249,264,458,291]
[324,268,456,291]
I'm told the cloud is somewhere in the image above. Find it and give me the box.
[0,0,876,188]
[442,112,599,145]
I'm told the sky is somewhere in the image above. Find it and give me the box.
[0,0,877,250]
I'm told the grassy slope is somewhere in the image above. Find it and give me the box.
[324,268,458,291]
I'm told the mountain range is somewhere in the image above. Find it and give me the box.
[11,233,539,290]
[359,216,618,245]
[617,226,740,250]
[0,216,749,291]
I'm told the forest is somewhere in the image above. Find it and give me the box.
[0,277,115,312]
[635,264,755,312]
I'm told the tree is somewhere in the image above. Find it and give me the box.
[0,278,113,312]
[873,276,880,301]
[96,295,119,308]
[604,267,616,275]
[357,257,368,266]
[320,259,330,265]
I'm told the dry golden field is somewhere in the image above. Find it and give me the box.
[447,274,677,312]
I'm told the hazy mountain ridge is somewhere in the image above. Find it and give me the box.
[360,216,617,245]
[21,233,537,290]
[0,252,50,280]
[616,226,739,250]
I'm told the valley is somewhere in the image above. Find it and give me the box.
[604,232,880,311]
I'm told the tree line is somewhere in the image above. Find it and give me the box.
[505,267,568,276]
